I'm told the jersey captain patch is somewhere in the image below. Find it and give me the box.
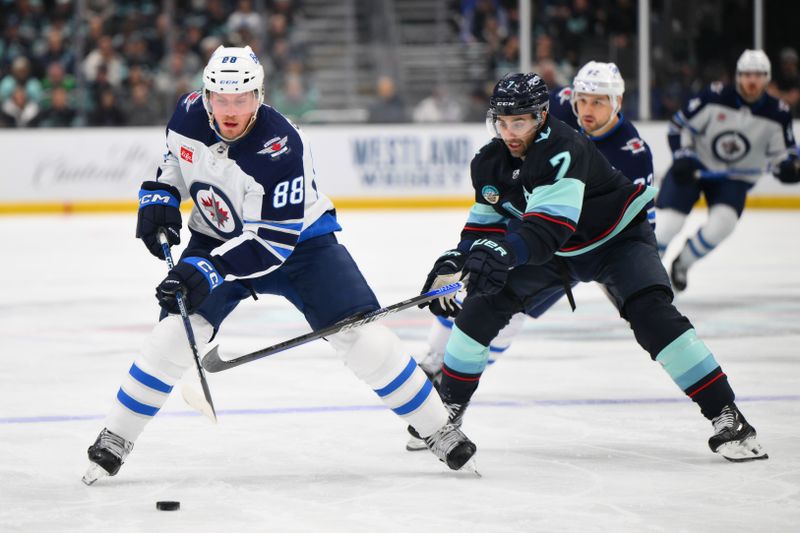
[621,137,647,154]
[190,182,243,237]
[711,130,751,163]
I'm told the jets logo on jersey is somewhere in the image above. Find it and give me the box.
[712,131,751,163]
[622,138,647,155]
[180,145,194,163]
[258,136,291,160]
[183,91,201,112]
[190,182,243,237]
[482,185,500,204]
[557,87,572,105]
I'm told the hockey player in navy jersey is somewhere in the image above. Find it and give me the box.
[81,45,476,485]
[409,63,656,422]
[409,71,768,463]
[656,49,800,291]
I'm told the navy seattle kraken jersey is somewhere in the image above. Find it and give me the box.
[463,116,657,265]
[668,82,796,183]
[550,86,656,225]
[153,91,339,280]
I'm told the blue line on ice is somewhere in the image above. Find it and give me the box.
[2,395,798,425]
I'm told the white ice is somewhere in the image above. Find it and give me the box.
[1,209,799,533]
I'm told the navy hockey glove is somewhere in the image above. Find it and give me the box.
[156,254,225,314]
[774,155,800,184]
[419,249,466,317]
[669,152,704,184]
[136,181,182,260]
[463,238,515,295]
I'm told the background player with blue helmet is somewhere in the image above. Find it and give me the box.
[82,45,476,485]
[656,49,800,291]
[409,71,767,463]
[409,62,656,417]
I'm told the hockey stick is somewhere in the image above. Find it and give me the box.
[158,231,218,423]
[695,168,763,180]
[201,281,466,373]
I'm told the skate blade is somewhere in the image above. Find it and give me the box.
[460,458,481,478]
[717,436,769,462]
[181,384,217,423]
[81,463,108,486]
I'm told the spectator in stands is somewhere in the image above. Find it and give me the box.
[270,72,318,123]
[462,82,492,122]
[769,47,800,117]
[491,34,520,79]
[1,18,32,73]
[35,27,75,77]
[367,75,408,123]
[83,35,126,88]
[228,0,264,36]
[38,86,77,128]
[41,61,76,108]
[412,85,464,123]
[0,56,43,103]
[1,85,40,127]
[123,82,164,126]
[88,87,126,126]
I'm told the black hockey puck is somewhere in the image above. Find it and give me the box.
[156,501,180,511]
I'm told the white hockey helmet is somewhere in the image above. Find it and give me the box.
[571,61,625,127]
[736,49,771,81]
[202,45,264,113]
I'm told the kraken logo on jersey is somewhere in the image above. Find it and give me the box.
[190,182,243,237]
[482,185,500,204]
[711,131,751,163]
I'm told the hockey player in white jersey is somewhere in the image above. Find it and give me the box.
[656,49,800,291]
[81,46,476,485]
[410,62,656,420]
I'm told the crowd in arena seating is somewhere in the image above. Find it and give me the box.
[0,0,798,128]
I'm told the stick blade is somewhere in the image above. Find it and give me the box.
[181,384,217,423]
[200,344,229,373]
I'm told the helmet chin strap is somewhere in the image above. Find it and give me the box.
[207,110,259,143]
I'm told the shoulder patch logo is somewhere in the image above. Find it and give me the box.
[710,81,724,94]
[688,97,701,113]
[482,185,500,204]
[183,91,201,112]
[180,145,194,163]
[258,136,291,160]
[621,137,646,155]
[557,87,572,105]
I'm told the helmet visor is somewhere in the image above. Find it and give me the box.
[486,110,540,138]
[207,90,259,115]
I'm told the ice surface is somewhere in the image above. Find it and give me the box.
[1,209,798,532]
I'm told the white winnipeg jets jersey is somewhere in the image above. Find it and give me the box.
[155,91,338,280]
[668,82,796,184]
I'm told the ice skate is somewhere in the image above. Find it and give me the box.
[670,257,688,292]
[82,428,134,485]
[422,422,478,473]
[416,348,444,384]
[406,401,469,452]
[708,404,768,462]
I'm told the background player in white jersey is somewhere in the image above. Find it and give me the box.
[410,62,655,415]
[81,45,476,485]
[656,49,800,291]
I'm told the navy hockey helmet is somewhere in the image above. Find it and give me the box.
[489,72,550,118]
[487,72,550,137]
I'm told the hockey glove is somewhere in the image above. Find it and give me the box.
[419,249,466,317]
[774,155,800,184]
[156,254,225,314]
[669,152,704,185]
[463,238,515,295]
[136,181,182,260]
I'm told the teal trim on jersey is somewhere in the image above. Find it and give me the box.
[443,324,489,374]
[655,329,717,389]
[467,202,508,225]
[555,185,658,257]
[501,201,524,219]
[524,177,584,223]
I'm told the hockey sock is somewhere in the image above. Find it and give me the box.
[488,312,526,364]
[676,204,738,268]
[329,324,449,437]
[654,208,688,256]
[104,315,214,442]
